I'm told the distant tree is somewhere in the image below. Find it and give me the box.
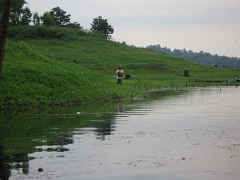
[0,0,11,83]
[19,7,32,25]
[147,45,240,69]
[90,16,114,39]
[9,11,18,25]
[41,12,56,27]
[32,12,40,25]
[50,7,71,26]
[65,22,81,28]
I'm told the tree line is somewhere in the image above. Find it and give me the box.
[147,44,240,69]
[0,0,114,83]
[0,0,114,39]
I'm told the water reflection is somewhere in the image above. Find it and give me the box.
[0,90,184,179]
[0,101,127,178]
[0,144,31,180]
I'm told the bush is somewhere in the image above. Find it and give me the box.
[7,25,106,40]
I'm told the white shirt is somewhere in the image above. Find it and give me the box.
[116,69,124,79]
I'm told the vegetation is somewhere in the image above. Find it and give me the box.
[1,1,112,38]
[32,12,40,25]
[90,16,114,39]
[9,26,240,85]
[0,0,27,25]
[7,25,105,40]
[147,44,240,69]
[0,40,139,109]
[41,12,56,27]
[49,6,71,26]
[1,25,239,109]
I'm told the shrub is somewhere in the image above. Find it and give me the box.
[7,25,106,40]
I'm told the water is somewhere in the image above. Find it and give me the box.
[0,87,240,180]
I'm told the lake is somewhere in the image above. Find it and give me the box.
[0,87,240,180]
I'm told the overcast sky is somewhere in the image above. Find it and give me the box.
[26,0,240,57]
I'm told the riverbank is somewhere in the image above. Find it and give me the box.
[1,26,240,109]
[0,41,139,110]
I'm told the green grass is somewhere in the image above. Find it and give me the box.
[0,40,139,109]
[1,26,240,109]
[24,36,240,89]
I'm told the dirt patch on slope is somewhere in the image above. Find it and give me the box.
[146,65,170,71]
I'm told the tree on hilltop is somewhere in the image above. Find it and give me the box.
[65,22,82,28]
[50,7,71,26]
[33,12,40,25]
[90,16,114,39]
[19,7,32,25]
[41,12,56,27]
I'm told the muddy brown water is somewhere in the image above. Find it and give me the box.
[0,87,240,180]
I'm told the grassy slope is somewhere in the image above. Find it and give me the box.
[25,37,240,89]
[0,41,137,109]
[1,26,240,108]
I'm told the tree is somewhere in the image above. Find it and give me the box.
[0,0,11,83]
[65,22,81,28]
[50,7,71,26]
[0,0,26,25]
[32,12,40,25]
[0,0,25,14]
[9,11,18,25]
[19,6,32,25]
[41,12,56,27]
[90,16,114,39]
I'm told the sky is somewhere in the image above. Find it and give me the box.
[26,0,240,57]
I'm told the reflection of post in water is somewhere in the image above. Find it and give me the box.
[95,107,120,141]
[118,103,124,113]
[96,103,124,140]
[0,144,10,180]
[95,115,114,141]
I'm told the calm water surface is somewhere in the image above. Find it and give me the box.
[0,87,240,180]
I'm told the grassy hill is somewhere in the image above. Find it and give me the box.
[23,36,240,88]
[0,40,137,109]
[1,26,240,108]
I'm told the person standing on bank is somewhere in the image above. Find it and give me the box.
[116,66,124,85]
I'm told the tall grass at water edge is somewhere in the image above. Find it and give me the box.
[2,26,240,108]
[0,41,139,109]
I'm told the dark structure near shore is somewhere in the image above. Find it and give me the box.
[125,74,131,79]
[184,70,190,77]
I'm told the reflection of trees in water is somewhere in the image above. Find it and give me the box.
[0,144,31,180]
[57,135,74,145]
[46,135,74,146]
[118,104,124,113]
[0,144,10,180]
[95,103,124,140]
[95,113,116,141]
[0,102,126,178]
[35,135,73,152]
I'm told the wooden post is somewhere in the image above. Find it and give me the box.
[184,70,190,77]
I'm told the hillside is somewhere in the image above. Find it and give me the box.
[14,27,239,87]
[1,26,240,108]
[0,40,137,109]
